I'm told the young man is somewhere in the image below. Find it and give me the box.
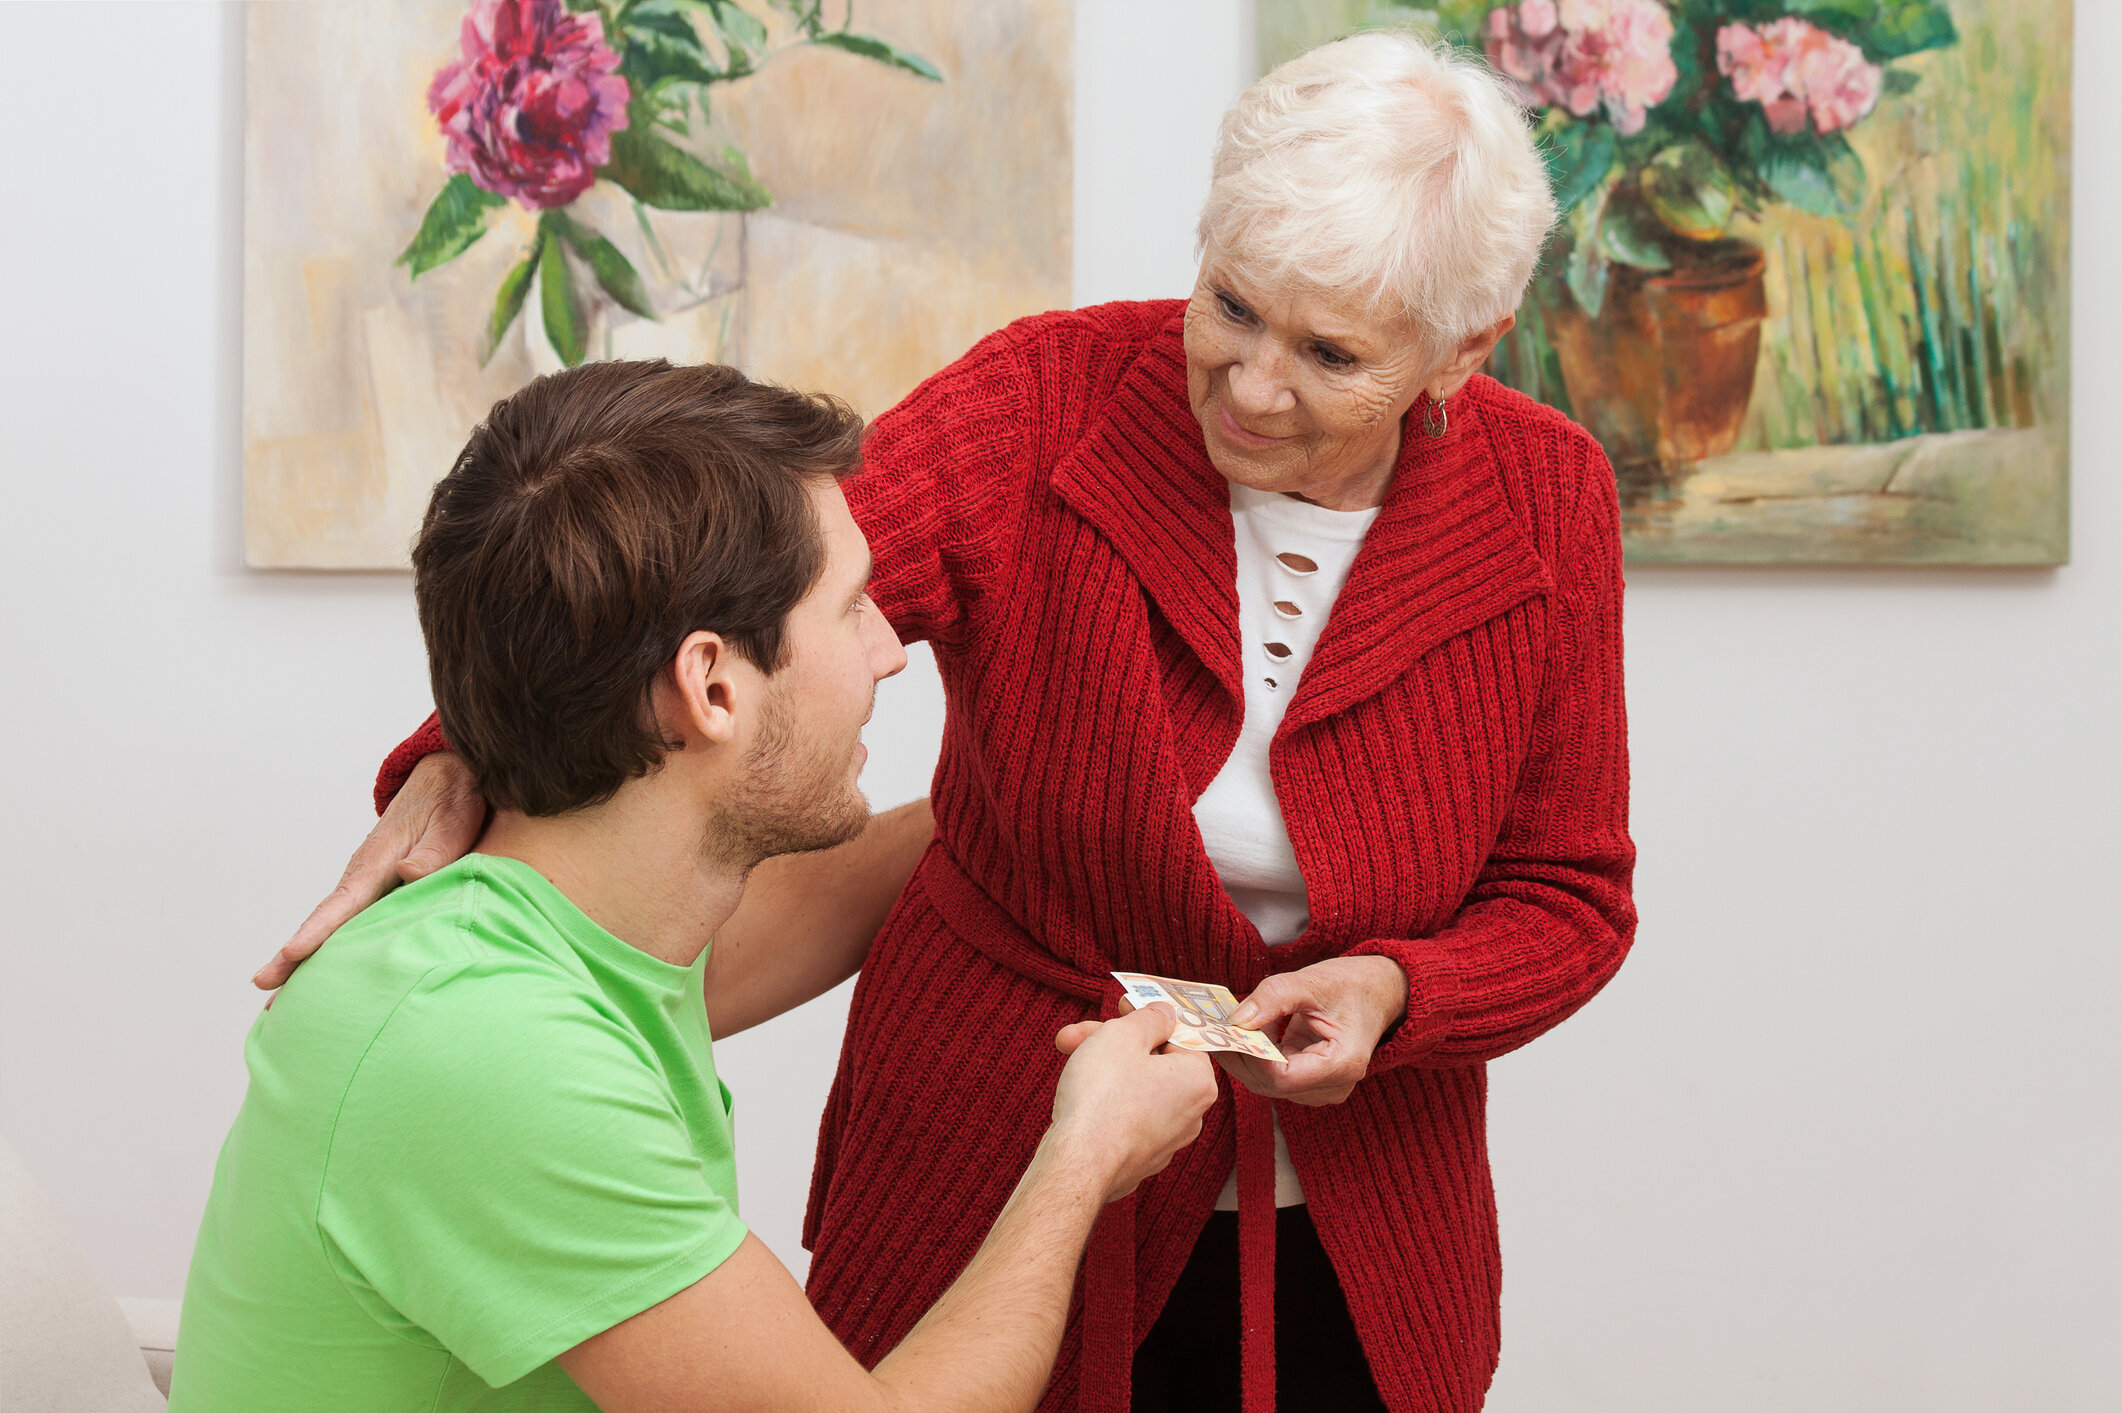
[173,361,1217,1412]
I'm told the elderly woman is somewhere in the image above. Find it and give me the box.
[276,31,1632,1413]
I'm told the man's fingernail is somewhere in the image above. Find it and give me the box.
[1230,1008,1255,1026]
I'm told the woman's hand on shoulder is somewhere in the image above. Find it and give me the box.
[1219,955,1410,1106]
[251,751,489,991]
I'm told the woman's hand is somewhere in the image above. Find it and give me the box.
[251,752,488,990]
[1219,955,1410,1106]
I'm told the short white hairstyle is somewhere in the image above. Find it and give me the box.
[1197,30,1556,350]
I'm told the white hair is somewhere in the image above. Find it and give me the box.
[1197,30,1557,350]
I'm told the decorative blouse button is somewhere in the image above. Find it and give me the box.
[1263,642,1293,662]
[1274,552,1319,575]
[1272,600,1302,619]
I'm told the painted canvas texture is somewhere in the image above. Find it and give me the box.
[244,0,1071,569]
[1258,1,2070,565]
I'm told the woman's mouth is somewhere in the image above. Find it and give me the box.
[1216,400,1294,450]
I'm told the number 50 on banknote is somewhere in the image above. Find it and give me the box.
[1110,972,1287,1063]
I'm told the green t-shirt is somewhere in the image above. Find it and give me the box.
[171,854,747,1411]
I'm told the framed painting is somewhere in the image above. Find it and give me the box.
[244,0,1071,568]
[1258,1,2071,565]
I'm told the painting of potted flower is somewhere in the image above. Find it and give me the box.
[1444,0,1961,473]
[397,0,940,368]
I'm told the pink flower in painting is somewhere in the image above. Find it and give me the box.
[427,0,630,210]
[1787,24,1884,133]
[1516,0,1560,38]
[1717,18,1882,136]
[1486,0,1678,136]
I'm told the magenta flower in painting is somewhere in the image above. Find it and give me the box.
[1485,0,1679,137]
[1717,18,1883,136]
[427,0,631,210]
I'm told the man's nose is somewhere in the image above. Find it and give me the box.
[871,612,908,681]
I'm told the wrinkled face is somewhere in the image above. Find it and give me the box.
[1183,253,1435,508]
[712,480,906,862]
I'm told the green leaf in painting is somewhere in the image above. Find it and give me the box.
[1859,1,1958,59]
[539,233,588,367]
[1781,0,1874,23]
[622,10,724,86]
[1757,133,1867,217]
[1566,239,1611,320]
[812,32,943,81]
[1429,0,1494,47]
[603,125,773,211]
[700,0,768,58]
[547,209,658,320]
[483,234,542,366]
[1640,143,1737,241]
[1881,68,1922,96]
[397,173,508,278]
[1564,184,1614,318]
[1785,0,1957,59]
[624,10,706,48]
[1543,121,1618,217]
[1599,197,1673,272]
[763,0,823,38]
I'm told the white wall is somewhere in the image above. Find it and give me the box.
[2,2,2115,1408]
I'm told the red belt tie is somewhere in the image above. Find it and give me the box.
[1077,986,1279,1413]
[914,853,1278,1412]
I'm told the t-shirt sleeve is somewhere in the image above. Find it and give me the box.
[316,969,746,1389]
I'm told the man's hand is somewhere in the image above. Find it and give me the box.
[251,752,487,990]
[1049,1007,1217,1203]
[565,1009,1214,1413]
[1214,956,1410,1106]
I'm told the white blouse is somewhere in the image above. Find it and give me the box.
[1193,483,1380,1207]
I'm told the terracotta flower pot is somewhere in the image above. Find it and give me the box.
[1546,240,1768,473]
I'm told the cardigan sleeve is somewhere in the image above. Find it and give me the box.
[1352,442,1637,1072]
[375,711,450,816]
[845,325,1041,650]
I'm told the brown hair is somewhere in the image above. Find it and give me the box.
[412,359,864,816]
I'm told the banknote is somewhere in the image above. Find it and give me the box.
[1110,972,1287,1063]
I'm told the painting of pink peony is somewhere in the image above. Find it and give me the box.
[243,0,1070,568]
[426,0,632,210]
[1262,0,2071,565]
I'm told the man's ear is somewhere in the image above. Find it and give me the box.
[1428,312,1516,403]
[665,630,744,749]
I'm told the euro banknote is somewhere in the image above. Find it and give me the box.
[1110,972,1286,1063]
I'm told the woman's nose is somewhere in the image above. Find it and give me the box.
[1225,351,1295,416]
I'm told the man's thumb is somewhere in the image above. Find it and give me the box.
[1127,1003,1179,1048]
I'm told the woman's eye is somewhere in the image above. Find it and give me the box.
[1314,345,1353,369]
[1216,292,1249,323]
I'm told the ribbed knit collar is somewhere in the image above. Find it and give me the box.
[1049,309,1554,731]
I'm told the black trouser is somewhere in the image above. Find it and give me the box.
[1131,1205,1388,1412]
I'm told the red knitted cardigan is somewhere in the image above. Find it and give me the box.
[376,300,1635,1413]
